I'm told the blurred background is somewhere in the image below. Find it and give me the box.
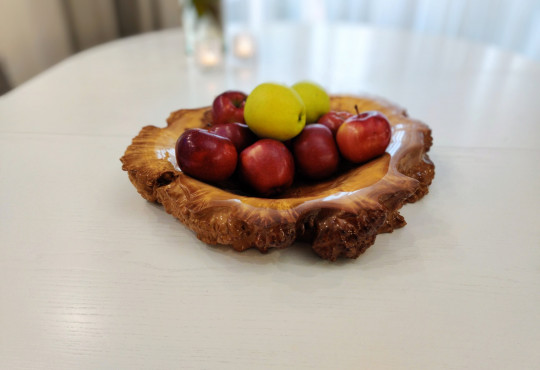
[0,0,538,96]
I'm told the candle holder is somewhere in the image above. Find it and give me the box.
[180,0,224,68]
[195,37,223,68]
[233,32,256,59]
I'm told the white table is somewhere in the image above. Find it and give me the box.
[1,25,539,369]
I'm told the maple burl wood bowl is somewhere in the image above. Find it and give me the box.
[121,95,435,261]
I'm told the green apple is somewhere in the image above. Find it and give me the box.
[244,83,306,141]
[292,81,330,123]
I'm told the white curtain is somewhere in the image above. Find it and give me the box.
[1,0,538,93]
[224,0,540,61]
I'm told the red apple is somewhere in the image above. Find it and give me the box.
[293,124,339,180]
[175,128,237,182]
[317,111,353,136]
[212,91,247,125]
[208,122,257,152]
[336,109,391,163]
[239,139,295,196]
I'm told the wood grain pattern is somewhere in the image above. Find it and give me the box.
[121,95,435,260]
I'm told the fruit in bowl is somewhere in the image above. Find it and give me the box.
[208,122,257,152]
[212,90,247,125]
[292,81,331,123]
[178,84,394,192]
[337,108,392,163]
[239,139,295,197]
[244,82,306,141]
[293,124,339,180]
[175,128,238,183]
[121,82,435,261]
[317,111,353,136]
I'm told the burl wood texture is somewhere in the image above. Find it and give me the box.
[121,96,435,260]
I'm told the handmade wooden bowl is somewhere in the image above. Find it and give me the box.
[121,95,435,260]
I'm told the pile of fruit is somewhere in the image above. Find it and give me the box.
[175,81,391,196]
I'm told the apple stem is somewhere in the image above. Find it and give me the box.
[354,105,360,116]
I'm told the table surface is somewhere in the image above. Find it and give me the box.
[1,24,539,369]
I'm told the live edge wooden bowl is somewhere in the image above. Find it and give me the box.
[121,95,435,261]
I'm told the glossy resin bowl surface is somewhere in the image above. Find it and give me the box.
[121,95,435,260]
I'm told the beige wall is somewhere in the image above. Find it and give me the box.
[0,0,73,87]
[64,0,119,51]
[0,0,181,90]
